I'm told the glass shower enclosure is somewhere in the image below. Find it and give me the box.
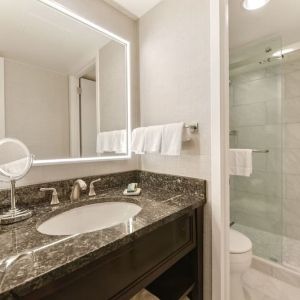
[230,37,284,265]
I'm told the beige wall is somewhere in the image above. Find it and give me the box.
[139,0,211,180]
[5,59,70,160]
[139,1,211,299]
[99,41,126,131]
[13,0,139,187]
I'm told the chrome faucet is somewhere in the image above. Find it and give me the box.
[70,179,87,201]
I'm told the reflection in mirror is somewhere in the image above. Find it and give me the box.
[0,0,129,163]
[0,138,33,224]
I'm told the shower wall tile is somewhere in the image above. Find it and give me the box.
[282,60,300,242]
[266,98,282,124]
[236,125,281,149]
[231,171,282,197]
[231,190,282,234]
[285,70,300,98]
[285,174,300,201]
[266,149,282,172]
[283,59,300,74]
[231,69,267,83]
[234,76,280,105]
[283,149,300,174]
[252,154,267,172]
[284,123,300,148]
[231,102,266,127]
[283,198,300,227]
[284,97,300,123]
[283,222,300,241]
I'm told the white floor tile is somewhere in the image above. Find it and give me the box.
[242,269,300,300]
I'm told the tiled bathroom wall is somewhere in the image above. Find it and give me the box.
[282,55,300,243]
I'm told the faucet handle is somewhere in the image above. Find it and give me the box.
[89,179,101,197]
[40,188,59,205]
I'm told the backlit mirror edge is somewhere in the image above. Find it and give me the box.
[31,0,132,166]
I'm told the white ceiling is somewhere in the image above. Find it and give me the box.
[106,0,163,19]
[0,0,113,74]
[229,0,300,50]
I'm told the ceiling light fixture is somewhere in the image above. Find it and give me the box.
[243,0,271,11]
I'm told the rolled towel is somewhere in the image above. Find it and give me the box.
[229,149,253,177]
[132,127,146,154]
[130,289,160,300]
[144,125,163,154]
[161,122,184,156]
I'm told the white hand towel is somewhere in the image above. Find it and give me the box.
[113,130,127,154]
[97,130,126,154]
[144,125,163,153]
[131,127,146,154]
[229,149,253,177]
[161,122,184,156]
[97,132,111,153]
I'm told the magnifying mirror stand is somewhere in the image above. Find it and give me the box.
[0,180,32,225]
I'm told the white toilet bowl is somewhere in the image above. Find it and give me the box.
[230,229,252,300]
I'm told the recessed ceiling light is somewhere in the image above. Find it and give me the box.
[243,0,271,11]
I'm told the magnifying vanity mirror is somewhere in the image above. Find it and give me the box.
[0,0,131,166]
[0,138,33,224]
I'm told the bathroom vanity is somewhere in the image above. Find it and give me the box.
[0,171,206,300]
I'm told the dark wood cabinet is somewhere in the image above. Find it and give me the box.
[18,207,203,300]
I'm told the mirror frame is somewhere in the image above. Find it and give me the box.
[30,0,132,166]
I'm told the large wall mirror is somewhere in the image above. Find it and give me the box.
[0,0,131,165]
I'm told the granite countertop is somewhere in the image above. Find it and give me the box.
[0,185,205,298]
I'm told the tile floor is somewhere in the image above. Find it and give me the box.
[242,268,300,300]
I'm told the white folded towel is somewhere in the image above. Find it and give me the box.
[161,122,184,156]
[229,149,253,177]
[113,130,127,154]
[131,127,146,154]
[130,289,159,300]
[97,130,127,154]
[144,125,163,153]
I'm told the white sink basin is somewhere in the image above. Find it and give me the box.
[37,202,142,236]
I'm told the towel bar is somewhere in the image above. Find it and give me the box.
[253,149,269,153]
[184,123,198,133]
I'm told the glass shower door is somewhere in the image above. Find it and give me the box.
[229,37,283,264]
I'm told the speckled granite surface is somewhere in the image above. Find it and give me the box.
[0,171,139,209]
[0,171,206,299]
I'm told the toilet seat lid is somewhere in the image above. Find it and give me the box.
[230,229,252,254]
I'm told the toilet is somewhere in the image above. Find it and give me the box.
[230,229,252,300]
